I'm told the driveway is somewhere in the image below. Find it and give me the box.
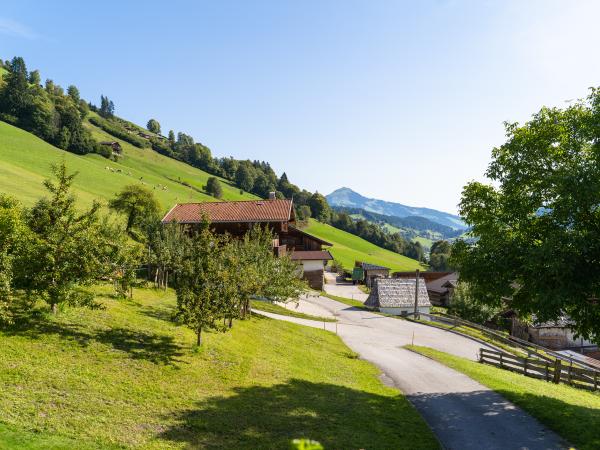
[257,286,567,449]
[322,271,368,302]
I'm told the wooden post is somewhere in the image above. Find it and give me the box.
[545,362,549,381]
[594,371,598,391]
[524,357,528,376]
[552,359,562,384]
[479,348,483,362]
[499,352,503,368]
[568,362,573,386]
[413,269,420,319]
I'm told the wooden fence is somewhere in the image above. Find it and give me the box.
[479,348,600,392]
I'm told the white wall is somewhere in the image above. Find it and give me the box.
[379,306,430,318]
[300,260,325,273]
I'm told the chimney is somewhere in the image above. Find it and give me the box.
[268,192,276,200]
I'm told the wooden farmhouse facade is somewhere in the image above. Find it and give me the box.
[161,197,332,289]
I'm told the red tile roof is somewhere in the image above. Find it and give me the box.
[161,199,294,224]
[290,250,333,261]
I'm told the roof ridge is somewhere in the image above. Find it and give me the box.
[174,198,291,206]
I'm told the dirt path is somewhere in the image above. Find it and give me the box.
[256,292,567,449]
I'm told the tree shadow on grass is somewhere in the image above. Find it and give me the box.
[2,314,184,365]
[158,379,437,449]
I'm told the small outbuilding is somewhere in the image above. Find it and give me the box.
[529,316,595,350]
[364,278,431,316]
[361,262,390,288]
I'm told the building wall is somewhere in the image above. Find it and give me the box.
[303,269,324,290]
[365,269,389,287]
[300,260,325,272]
[529,327,595,350]
[379,306,430,317]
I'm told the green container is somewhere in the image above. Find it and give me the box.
[352,267,364,281]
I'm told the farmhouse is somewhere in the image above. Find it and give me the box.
[364,278,431,316]
[161,196,332,289]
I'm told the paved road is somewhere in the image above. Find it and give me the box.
[257,285,567,449]
[323,272,368,302]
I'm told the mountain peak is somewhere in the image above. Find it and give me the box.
[326,187,466,231]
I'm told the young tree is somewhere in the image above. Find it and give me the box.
[146,118,161,134]
[108,184,161,235]
[452,88,600,341]
[175,225,230,346]
[205,177,223,199]
[24,162,113,313]
[168,130,176,148]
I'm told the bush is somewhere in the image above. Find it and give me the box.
[205,177,223,199]
[448,282,501,325]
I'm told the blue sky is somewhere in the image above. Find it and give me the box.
[1,1,599,213]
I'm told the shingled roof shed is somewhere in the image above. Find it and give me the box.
[365,278,431,316]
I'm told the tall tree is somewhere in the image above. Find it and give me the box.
[429,240,451,271]
[146,118,161,134]
[67,85,80,103]
[108,185,161,235]
[28,69,41,86]
[235,164,255,192]
[99,95,114,118]
[308,192,331,222]
[452,88,600,342]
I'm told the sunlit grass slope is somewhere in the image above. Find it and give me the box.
[0,119,255,211]
[304,219,425,272]
[0,286,438,449]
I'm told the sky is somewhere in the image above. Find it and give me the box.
[1,1,599,214]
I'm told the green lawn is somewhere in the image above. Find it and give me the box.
[250,300,336,322]
[0,285,438,449]
[0,118,255,211]
[407,345,600,450]
[304,219,424,272]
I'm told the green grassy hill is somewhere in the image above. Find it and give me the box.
[0,286,436,449]
[0,119,255,211]
[304,219,425,272]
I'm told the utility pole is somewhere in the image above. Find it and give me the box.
[413,269,420,319]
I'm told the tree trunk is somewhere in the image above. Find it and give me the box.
[228,317,233,328]
[196,327,202,346]
[51,302,58,314]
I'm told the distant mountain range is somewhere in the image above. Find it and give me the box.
[326,187,466,231]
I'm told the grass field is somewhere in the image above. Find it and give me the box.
[407,345,600,450]
[0,286,438,449]
[0,119,255,211]
[304,219,424,272]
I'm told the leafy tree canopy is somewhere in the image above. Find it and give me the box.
[452,88,600,341]
[109,184,161,236]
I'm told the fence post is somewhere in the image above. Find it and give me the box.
[499,352,503,368]
[553,359,562,384]
[524,357,528,376]
[479,348,483,362]
[545,362,549,381]
[568,363,573,386]
[594,372,598,391]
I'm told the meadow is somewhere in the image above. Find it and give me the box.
[0,286,438,449]
[304,219,424,272]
